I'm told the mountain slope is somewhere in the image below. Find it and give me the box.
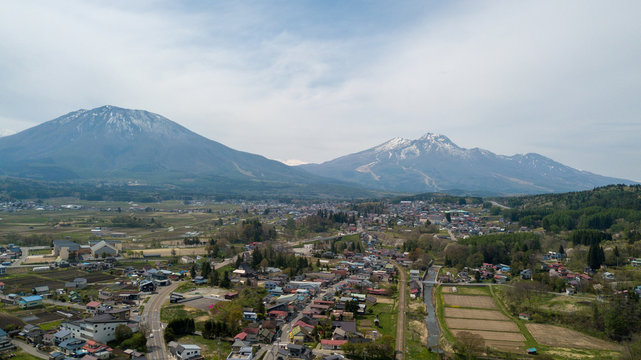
[0,106,325,186]
[300,133,634,194]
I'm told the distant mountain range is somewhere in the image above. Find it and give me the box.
[300,133,635,194]
[0,106,377,198]
[0,106,634,197]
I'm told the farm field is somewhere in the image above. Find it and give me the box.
[526,323,623,351]
[446,318,518,332]
[444,307,508,320]
[442,294,497,308]
[440,286,526,354]
[2,269,117,293]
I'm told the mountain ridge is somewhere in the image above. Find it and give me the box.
[300,132,635,194]
[0,106,359,196]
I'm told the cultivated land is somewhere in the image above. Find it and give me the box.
[442,294,497,308]
[440,286,526,353]
[444,307,509,320]
[526,323,623,351]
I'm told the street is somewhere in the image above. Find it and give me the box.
[143,281,181,360]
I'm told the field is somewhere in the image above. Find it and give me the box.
[2,269,117,293]
[160,304,209,323]
[444,307,508,320]
[446,318,518,332]
[442,294,497,308]
[440,286,526,353]
[173,334,231,360]
[526,323,623,351]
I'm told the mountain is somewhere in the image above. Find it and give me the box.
[0,106,376,198]
[300,133,635,195]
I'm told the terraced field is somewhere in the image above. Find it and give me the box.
[441,286,525,352]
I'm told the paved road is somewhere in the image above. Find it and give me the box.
[393,261,406,360]
[423,266,441,352]
[14,339,48,359]
[144,281,181,360]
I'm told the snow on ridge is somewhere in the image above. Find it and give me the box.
[375,137,412,152]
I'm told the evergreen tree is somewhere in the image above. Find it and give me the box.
[220,271,231,288]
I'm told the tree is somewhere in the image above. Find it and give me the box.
[200,261,211,278]
[588,243,605,270]
[259,258,269,272]
[456,331,485,359]
[220,271,231,288]
[558,244,565,255]
[209,268,219,286]
[190,264,197,279]
[445,212,452,223]
[115,324,133,343]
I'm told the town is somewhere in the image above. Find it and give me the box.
[0,186,639,360]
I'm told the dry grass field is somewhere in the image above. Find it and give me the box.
[526,323,623,351]
[443,294,497,308]
[444,307,508,320]
[452,329,525,342]
[446,318,519,332]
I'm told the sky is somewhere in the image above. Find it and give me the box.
[0,1,640,181]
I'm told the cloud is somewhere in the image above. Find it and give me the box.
[0,1,639,181]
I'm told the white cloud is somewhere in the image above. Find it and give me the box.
[0,1,639,181]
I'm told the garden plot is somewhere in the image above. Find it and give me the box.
[442,289,526,353]
[446,318,518,332]
[526,323,623,351]
[443,294,497,308]
[444,307,508,320]
[452,329,525,342]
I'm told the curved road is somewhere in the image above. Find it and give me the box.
[143,253,245,360]
[143,281,181,360]
[393,261,406,360]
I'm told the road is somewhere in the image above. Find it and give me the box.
[393,261,406,360]
[423,266,441,352]
[490,201,510,210]
[447,229,457,242]
[14,339,48,359]
[143,281,181,360]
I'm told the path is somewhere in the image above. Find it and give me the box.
[393,261,406,360]
[143,281,181,360]
[14,339,48,359]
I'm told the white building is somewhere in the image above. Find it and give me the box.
[61,314,133,343]
[176,344,202,360]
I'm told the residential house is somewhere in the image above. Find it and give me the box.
[175,344,202,360]
[321,339,347,350]
[227,346,253,360]
[32,286,50,297]
[86,301,101,315]
[53,329,73,345]
[0,328,15,352]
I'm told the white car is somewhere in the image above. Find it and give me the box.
[150,334,154,338]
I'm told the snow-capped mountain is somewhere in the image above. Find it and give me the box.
[0,106,321,185]
[0,129,16,137]
[300,133,634,194]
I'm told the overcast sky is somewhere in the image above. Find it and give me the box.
[1,1,640,181]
